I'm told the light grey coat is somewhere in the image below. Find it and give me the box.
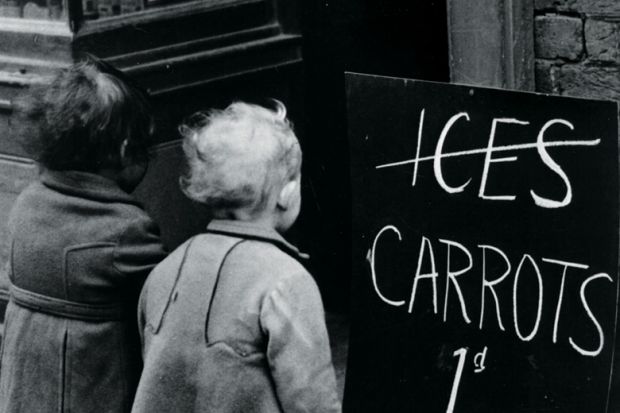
[132,220,341,413]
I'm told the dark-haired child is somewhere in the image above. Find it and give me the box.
[132,101,341,412]
[0,57,166,412]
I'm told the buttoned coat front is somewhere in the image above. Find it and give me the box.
[132,220,341,413]
[0,169,166,413]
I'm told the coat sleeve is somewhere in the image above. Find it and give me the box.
[260,271,342,413]
[113,215,167,281]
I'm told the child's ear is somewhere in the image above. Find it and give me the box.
[277,180,298,210]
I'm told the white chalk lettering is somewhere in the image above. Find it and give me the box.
[446,347,468,413]
[411,109,425,187]
[479,244,511,331]
[513,254,543,342]
[368,232,612,357]
[409,236,439,314]
[375,113,600,208]
[479,118,529,201]
[369,225,407,307]
[530,119,575,208]
[569,273,613,357]
[542,258,589,343]
[440,239,472,324]
[473,346,488,373]
[434,112,472,193]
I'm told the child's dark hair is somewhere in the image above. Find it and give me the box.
[14,55,153,171]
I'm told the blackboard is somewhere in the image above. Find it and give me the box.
[343,72,620,413]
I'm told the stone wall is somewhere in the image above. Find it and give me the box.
[534,0,620,103]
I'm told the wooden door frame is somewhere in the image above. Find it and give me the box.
[447,0,535,91]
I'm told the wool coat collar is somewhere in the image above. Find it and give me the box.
[206,219,309,260]
[40,168,142,207]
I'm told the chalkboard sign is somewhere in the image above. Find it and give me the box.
[343,73,620,413]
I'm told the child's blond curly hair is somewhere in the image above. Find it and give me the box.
[179,100,301,218]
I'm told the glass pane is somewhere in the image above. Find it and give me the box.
[80,0,203,20]
[82,0,145,19]
[0,0,65,19]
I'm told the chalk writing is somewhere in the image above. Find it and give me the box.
[376,110,600,208]
[513,254,543,342]
[571,273,613,357]
[479,245,510,331]
[370,225,406,307]
[447,348,468,413]
[542,258,589,344]
[369,225,611,357]
[446,346,489,413]
[473,347,488,373]
[345,74,620,413]
[408,236,439,314]
[441,239,473,324]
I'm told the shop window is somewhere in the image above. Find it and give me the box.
[83,0,144,19]
[0,0,296,96]
[0,0,65,19]
[0,0,204,21]
[82,0,190,20]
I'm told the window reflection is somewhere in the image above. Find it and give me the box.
[0,0,179,20]
[0,0,64,19]
[83,0,144,19]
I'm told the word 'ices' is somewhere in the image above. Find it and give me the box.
[376,111,600,208]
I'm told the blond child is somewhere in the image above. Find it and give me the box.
[132,101,341,412]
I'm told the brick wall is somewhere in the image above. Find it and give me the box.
[534,0,620,103]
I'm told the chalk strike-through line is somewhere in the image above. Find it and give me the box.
[375,139,601,170]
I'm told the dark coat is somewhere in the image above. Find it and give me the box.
[0,169,166,413]
[132,220,341,413]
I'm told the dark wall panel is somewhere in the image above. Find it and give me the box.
[300,0,450,310]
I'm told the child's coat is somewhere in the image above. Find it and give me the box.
[132,220,341,413]
[0,169,166,413]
